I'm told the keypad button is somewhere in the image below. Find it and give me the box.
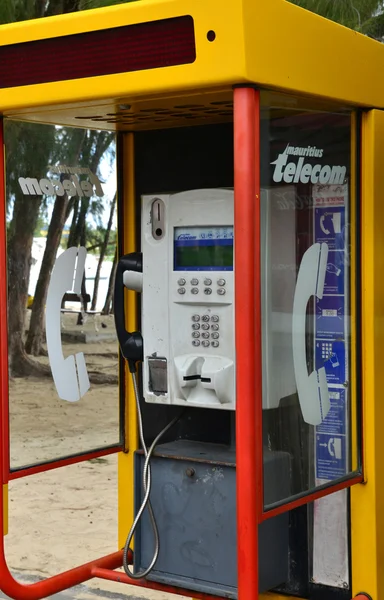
[211,341,219,348]
[192,314,200,322]
[217,288,226,296]
[177,278,186,286]
[204,288,212,295]
[201,323,209,330]
[204,278,212,286]
[217,278,226,286]
[192,340,201,347]
[211,315,219,322]
[192,331,200,338]
[191,278,199,285]
[211,332,220,339]
[202,332,210,339]
[202,315,210,322]
[178,287,186,294]
[202,340,210,347]
[192,323,200,330]
[211,324,219,331]
[191,287,199,295]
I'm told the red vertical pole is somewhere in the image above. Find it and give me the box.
[234,87,262,600]
[0,118,10,483]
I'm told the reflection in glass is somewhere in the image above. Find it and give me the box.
[4,120,120,470]
[260,97,354,507]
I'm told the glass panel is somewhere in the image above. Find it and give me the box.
[4,120,120,470]
[260,92,357,508]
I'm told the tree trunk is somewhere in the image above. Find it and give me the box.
[101,246,117,315]
[7,193,49,377]
[25,195,70,356]
[91,196,116,311]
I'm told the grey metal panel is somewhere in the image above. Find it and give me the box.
[133,441,290,598]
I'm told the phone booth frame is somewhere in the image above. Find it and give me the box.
[0,1,382,599]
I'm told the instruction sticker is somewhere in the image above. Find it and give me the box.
[315,340,346,386]
[324,251,345,295]
[316,388,346,436]
[315,207,345,250]
[315,297,344,339]
[316,433,346,480]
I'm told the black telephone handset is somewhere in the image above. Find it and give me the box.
[114,252,144,373]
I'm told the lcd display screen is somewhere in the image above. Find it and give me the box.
[174,226,233,271]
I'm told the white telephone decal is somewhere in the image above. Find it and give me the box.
[292,242,330,426]
[46,246,90,402]
[320,215,330,235]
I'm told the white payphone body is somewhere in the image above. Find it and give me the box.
[141,189,235,410]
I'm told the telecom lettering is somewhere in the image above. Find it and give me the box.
[271,144,346,185]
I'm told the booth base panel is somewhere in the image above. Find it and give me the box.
[133,441,290,598]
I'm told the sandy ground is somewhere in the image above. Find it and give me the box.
[3,313,188,600]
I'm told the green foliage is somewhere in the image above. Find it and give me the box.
[0,0,137,24]
[289,0,384,38]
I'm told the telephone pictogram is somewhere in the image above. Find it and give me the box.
[46,246,90,402]
[292,242,331,425]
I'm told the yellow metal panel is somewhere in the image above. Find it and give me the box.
[244,0,384,108]
[1,0,384,116]
[351,110,384,598]
[0,0,246,114]
[118,133,139,549]
[3,484,7,536]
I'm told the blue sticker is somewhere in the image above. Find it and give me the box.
[315,207,345,250]
[324,251,345,295]
[316,433,347,480]
[315,296,345,339]
[316,388,346,436]
[315,340,346,386]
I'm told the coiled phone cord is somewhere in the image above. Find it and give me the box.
[122,370,181,579]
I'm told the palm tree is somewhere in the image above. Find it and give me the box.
[289,0,384,39]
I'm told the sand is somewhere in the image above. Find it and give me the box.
[4,313,188,600]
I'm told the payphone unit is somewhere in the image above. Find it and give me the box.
[115,188,292,597]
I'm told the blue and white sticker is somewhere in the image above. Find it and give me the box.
[316,388,347,437]
[315,340,346,386]
[315,296,344,339]
[315,207,345,250]
[316,433,346,480]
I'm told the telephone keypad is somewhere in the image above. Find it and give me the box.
[191,314,222,348]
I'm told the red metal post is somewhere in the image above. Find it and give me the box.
[234,87,262,600]
[0,118,9,483]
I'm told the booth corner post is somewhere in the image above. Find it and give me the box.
[0,0,383,599]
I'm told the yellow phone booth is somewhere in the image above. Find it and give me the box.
[0,1,382,599]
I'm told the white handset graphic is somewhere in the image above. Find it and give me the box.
[46,246,90,402]
[292,242,330,425]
